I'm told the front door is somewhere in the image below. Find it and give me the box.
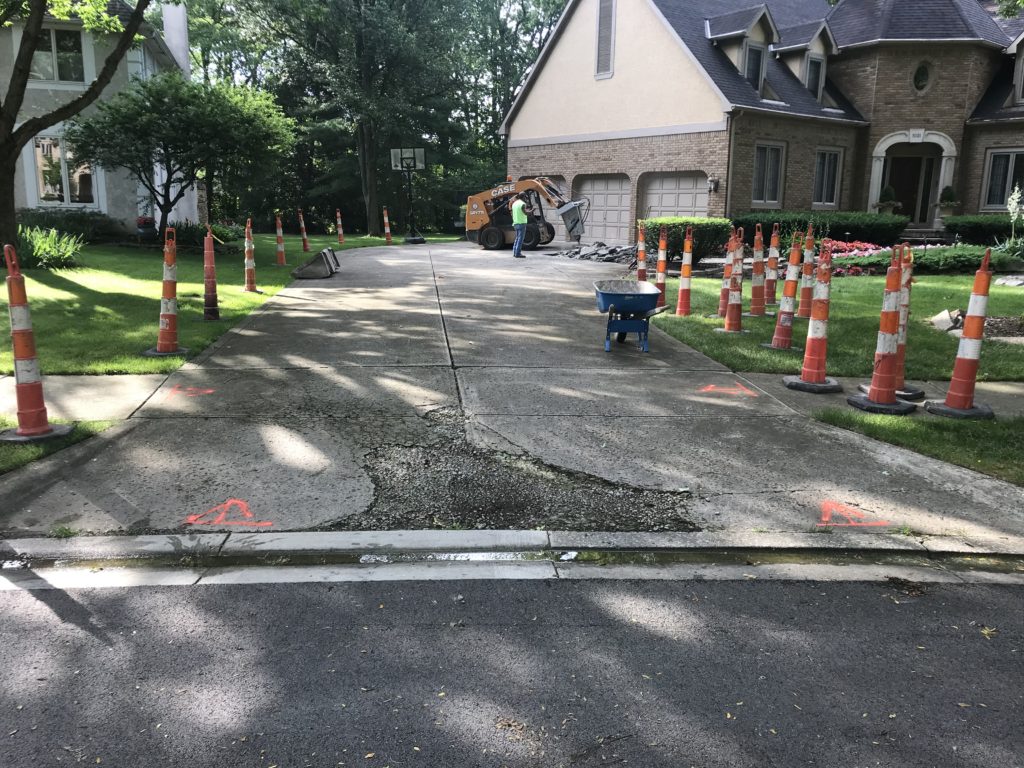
[885,150,939,225]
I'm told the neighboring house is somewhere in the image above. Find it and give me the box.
[502,0,1024,244]
[0,2,197,232]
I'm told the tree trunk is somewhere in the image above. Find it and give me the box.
[357,119,380,236]
[0,150,21,248]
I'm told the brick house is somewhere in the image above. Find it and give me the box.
[0,3,197,231]
[502,0,1024,244]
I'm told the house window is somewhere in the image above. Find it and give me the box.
[33,137,95,205]
[984,149,1024,208]
[752,143,784,206]
[806,56,824,100]
[745,44,765,91]
[595,0,615,79]
[30,29,85,82]
[813,149,841,207]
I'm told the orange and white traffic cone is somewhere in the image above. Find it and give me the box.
[243,218,260,293]
[297,208,310,252]
[144,228,188,358]
[847,251,916,414]
[383,207,393,245]
[675,226,694,316]
[336,209,345,246]
[894,245,924,400]
[1,245,72,442]
[925,250,995,419]
[203,225,220,321]
[655,225,668,308]
[765,223,780,305]
[717,229,736,317]
[763,233,804,351]
[784,239,841,393]
[796,225,815,318]
[275,214,286,266]
[636,222,647,283]
[718,229,745,334]
[746,223,767,317]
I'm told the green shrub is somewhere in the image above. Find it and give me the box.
[17,208,120,242]
[833,245,1008,274]
[15,226,83,269]
[732,211,910,248]
[943,215,1013,245]
[168,220,242,247]
[639,217,732,262]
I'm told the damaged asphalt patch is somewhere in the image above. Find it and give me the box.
[343,408,699,532]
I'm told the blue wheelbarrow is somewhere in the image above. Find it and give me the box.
[594,280,668,353]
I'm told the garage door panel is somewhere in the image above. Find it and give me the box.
[642,173,709,219]
[575,174,632,244]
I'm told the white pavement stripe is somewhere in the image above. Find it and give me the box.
[0,568,204,590]
[198,561,559,584]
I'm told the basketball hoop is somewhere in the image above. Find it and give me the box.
[391,148,425,171]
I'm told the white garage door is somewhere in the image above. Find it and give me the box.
[575,174,632,245]
[641,172,709,218]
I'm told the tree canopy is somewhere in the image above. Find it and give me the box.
[65,71,295,233]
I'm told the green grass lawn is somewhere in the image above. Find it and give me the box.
[0,232,460,375]
[653,274,1024,380]
[816,408,1024,486]
[0,417,113,476]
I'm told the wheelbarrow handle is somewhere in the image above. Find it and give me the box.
[644,305,669,319]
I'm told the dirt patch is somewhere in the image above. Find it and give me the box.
[986,316,1024,338]
[340,408,699,532]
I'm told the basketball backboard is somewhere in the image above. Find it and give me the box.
[391,148,425,171]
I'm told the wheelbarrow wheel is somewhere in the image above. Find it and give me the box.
[615,332,628,343]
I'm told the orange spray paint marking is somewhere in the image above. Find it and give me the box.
[167,383,216,398]
[817,500,891,527]
[186,498,273,527]
[698,382,759,397]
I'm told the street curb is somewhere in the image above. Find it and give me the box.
[3,529,1023,564]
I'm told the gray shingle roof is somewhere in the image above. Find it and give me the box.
[706,6,769,39]
[827,0,1010,47]
[773,20,828,51]
[652,0,864,122]
[970,58,1024,122]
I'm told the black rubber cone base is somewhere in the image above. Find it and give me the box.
[783,375,843,393]
[924,400,995,420]
[857,381,926,401]
[896,385,926,401]
[0,423,74,443]
[760,342,802,353]
[847,392,917,415]
[143,346,189,358]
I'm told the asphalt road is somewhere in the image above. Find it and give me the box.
[1,578,1021,767]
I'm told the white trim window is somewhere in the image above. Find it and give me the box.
[752,142,784,207]
[805,54,825,100]
[30,28,85,82]
[744,42,766,93]
[32,136,96,206]
[595,0,615,79]
[812,148,842,208]
[983,149,1024,209]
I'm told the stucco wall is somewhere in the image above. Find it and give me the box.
[508,0,725,144]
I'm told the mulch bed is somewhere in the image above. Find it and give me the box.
[986,316,1024,338]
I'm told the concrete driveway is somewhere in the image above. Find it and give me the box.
[1,241,1022,546]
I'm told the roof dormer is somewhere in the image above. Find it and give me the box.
[773,21,839,103]
[1012,30,1024,105]
[705,5,779,95]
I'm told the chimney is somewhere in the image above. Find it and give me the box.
[161,2,191,76]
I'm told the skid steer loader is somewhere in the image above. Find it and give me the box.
[465,177,587,250]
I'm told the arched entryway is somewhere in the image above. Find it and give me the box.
[868,130,956,229]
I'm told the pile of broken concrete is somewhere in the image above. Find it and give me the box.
[549,242,636,263]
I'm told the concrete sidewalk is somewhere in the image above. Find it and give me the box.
[1,242,1022,554]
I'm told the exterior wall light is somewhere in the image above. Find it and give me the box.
[707,177,720,193]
